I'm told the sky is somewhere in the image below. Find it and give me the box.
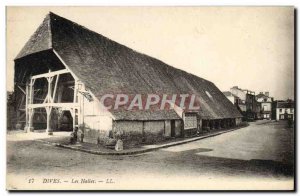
[6,7,294,100]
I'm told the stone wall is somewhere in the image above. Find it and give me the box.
[113,121,144,147]
[82,128,108,144]
[113,120,183,147]
[80,119,183,146]
[143,121,165,144]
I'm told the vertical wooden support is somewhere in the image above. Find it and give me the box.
[45,70,54,135]
[25,79,35,132]
[45,106,53,135]
[46,76,54,103]
[77,83,83,127]
[24,82,29,132]
[27,108,34,131]
[198,119,202,132]
[73,81,77,132]
[24,69,77,134]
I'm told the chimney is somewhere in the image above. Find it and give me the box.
[265,92,269,97]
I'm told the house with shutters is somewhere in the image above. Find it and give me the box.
[274,100,294,121]
[256,92,274,120]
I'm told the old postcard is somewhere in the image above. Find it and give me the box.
[6,6,295,191]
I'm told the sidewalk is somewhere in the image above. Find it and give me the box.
[7,131,70,141]
[35,125,247,155]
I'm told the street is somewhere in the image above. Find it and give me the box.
[7,120,294,190]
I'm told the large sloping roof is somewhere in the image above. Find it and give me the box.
[15,12,242,120]
[16,14,52,59]
[112,110,181,121]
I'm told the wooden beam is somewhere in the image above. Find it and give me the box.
[45,106,53,134]
[17,85,26,94]
[46,75,54,103]
[52,74,59,102]
[52,49,79,81]
[28,108,34,131]
[73,80,77,103]
[31,69,70,80]
[17,93,25,110]
[24,83,29,132]
[28,103,79,109]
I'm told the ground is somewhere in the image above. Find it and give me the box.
[7,120,294,190]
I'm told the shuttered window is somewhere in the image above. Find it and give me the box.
[184,113,197,129]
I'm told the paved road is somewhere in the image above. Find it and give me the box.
[7,120,294,190]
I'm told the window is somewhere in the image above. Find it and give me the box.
[184,113,197,129]
[279,109,282,113]
[263,105,267,111]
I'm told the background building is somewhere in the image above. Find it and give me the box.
[228,86,257,121]
[256,92,274,120]
[223,91,246,114]
[275,100,294,121]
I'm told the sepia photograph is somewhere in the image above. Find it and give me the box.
[6,6,295,191]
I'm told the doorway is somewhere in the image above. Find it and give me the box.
[58,110,73,131]
[171,120,175,137]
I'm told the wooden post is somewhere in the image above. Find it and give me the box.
[24,82,29,132]
[45,71,54,135]
[25,79,35,132]
[46,106,53,135]
[71,80,78,132]
[52,74,59,102]
[27,108,35,132]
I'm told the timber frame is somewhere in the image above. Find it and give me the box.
[24,68,83,134]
